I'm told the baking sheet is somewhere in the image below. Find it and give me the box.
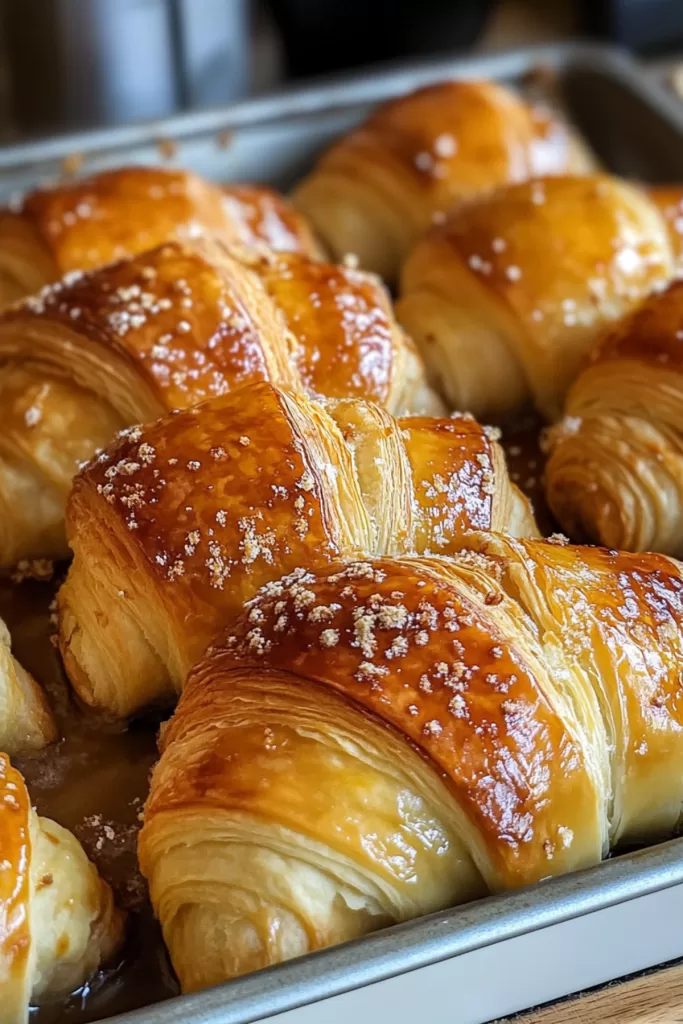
[3,40,683,1024]
[0,42,682,196]
[109,843,683,1024]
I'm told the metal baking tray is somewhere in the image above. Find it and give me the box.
[111,841,683,1024]
[6,41,683,1024]
[2,41,683,197]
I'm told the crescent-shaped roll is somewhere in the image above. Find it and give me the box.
[0,239,441,566]
[292,79,595,282]
[0,753,124,1022]
[0,617,55,754]
[545,278,683,555]
[248,249,444,415]
[0,166,245,309]
[56,381,536,717]
[397,174,674,422]
[139,537,683,991]
[0,240,299,566]
[221,184,323,259]
[138,553,611,992]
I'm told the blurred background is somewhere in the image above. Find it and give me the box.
[1,0,683,137]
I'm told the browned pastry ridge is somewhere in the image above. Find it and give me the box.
[56,380,536,717]
[248,248,444,414]
[0,236,440,567]
[221,183,323,259]
[397,174,675,422]
[293,78,595,282]
[0,165,320,309]
[0,753,124,1023]
[139,535,683,992]
[0,166,238,308]
[545,277,683,555]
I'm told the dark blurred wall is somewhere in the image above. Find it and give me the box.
[265,0,496,78]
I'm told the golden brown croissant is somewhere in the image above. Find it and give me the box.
[545,278,683,555]
[0,753,124,1021]
[0,240,298,567]
[57,381,536,717]
[397,174,674,422]
[139,536,683,991]
[0,616,55,753]
[0,166,245,309]
[0,239,441,567]
[293,80,595,282]
[221,183,322,259]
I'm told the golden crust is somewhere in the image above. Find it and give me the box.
[189,557,605,889]
[0,242,300,567]
[399,415,503,542]
[0,232,439,565]
[221,184,322,259]
[140,538,683,989]
[140,658,484,990]
[141,547,633,991]
[293,80,594,281]
[57,384,371,712]
[0,239,437,414]
[71,387,521,579]
[248,249,442,414]
[57,382,535,715]
[398,174,674,421]
[459,534,683,843]
[68,385,363,649]
[16,166,239,274]
[0,169,320,312]
[255,251,398,405]
[0,240,299,417]
[139,540,683,991]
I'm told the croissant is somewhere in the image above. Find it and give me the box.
[545,278,683,555]
[0,617,55,753]
[0,240,298,567]
[397,174,674,422]
[0,239,441,567]
[0,166,245,309]
[56,380,536,717]
[292,79,595,282]
[139,535,683,991]
[0,753,124,1022]
[221,183,322,259]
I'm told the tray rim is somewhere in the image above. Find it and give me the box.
[2,40,683,175]
[108,838,683,1024]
